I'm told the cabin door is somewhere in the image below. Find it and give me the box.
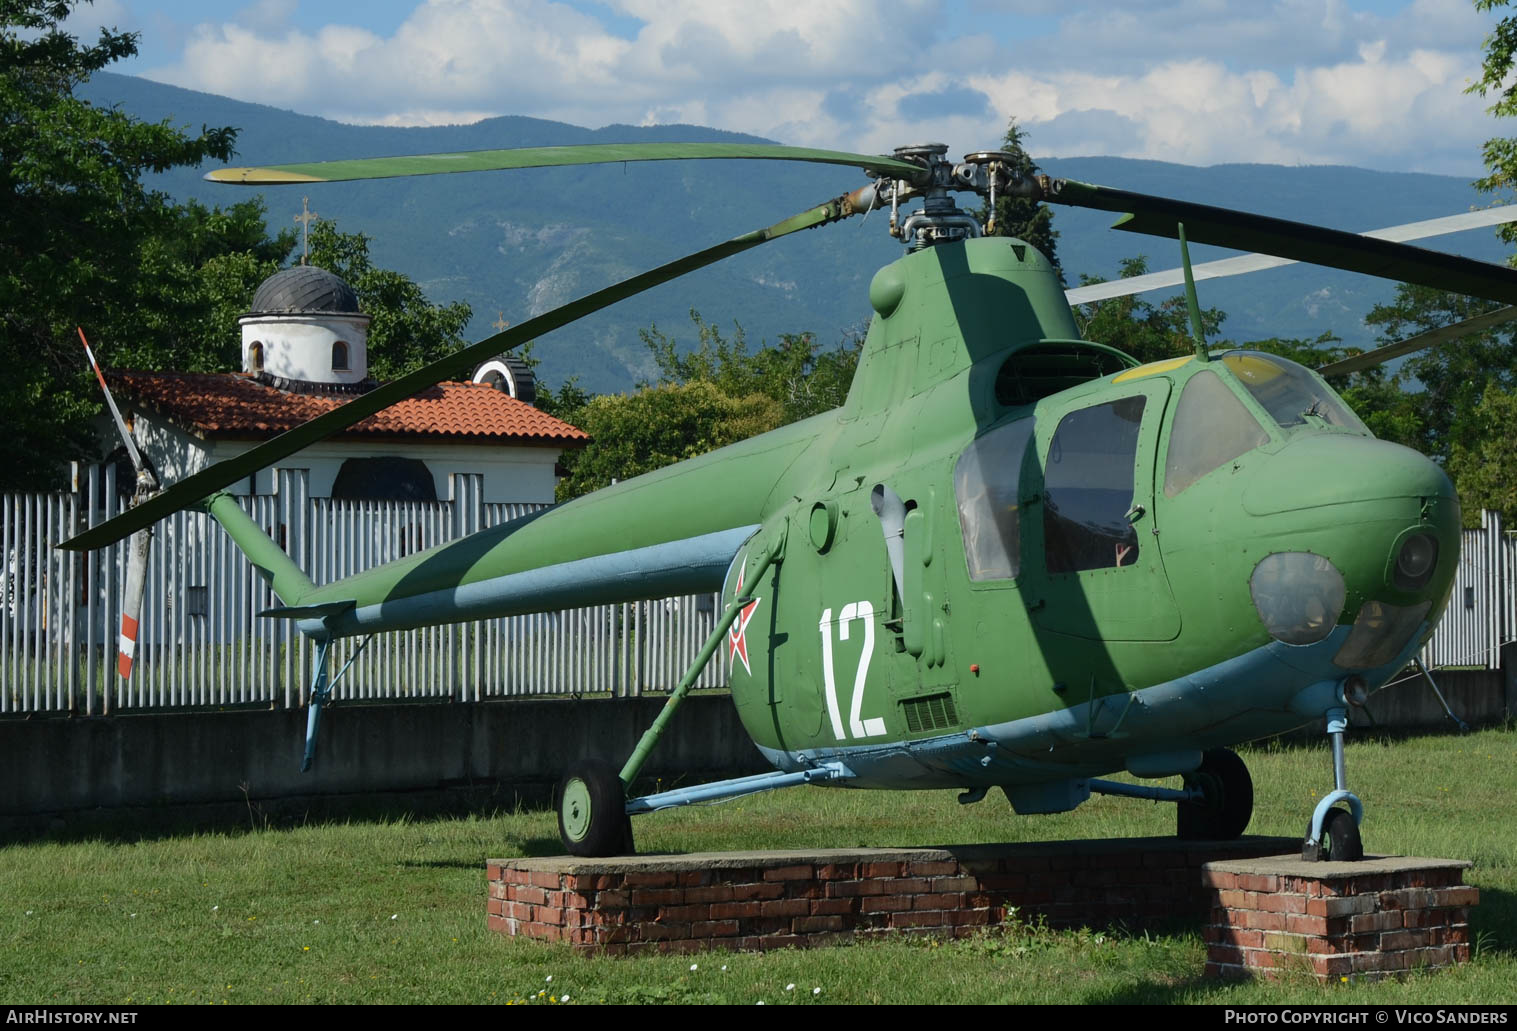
[1023,380,1181,643]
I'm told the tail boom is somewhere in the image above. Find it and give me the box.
[204,492,316,608]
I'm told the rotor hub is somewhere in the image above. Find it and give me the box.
[886,143,981,250]
[879,143,1044,250]
[892,142,948,159]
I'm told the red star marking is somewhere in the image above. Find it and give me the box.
[728,567,762,676]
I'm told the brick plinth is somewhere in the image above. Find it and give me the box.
[1202,855,1476,980]
[486,836,1296,955]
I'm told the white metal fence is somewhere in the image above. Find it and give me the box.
[1421,510,1515,671]
[1,464,729,715]
[3,467,1513,718]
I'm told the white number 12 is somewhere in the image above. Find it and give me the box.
[819,602,885,740]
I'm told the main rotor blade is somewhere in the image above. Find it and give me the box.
[57,190,872,553]
[1064,206,1517,306]
[208,142,927,185]
[1316,305,1517,377]
[1044,180,1517,305]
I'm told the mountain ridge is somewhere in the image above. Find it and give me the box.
[80,71,1510,393]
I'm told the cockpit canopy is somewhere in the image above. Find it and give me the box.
[956,349,1368,583]
[1219,352,1368,435]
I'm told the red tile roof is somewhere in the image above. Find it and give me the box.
[110,371,588,447]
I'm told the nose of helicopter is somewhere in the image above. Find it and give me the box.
[1241,433,1454,517]
[1234,433,1460,669]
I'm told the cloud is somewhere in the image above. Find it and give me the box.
[124,0,1505,175]
[1034,108,1146,158]
[898,86,993,121]
[60,0,136,36]
[970,45,1493,174]
[231,0,297,36]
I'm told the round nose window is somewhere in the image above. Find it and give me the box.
[1393,533,1438,591]
[1249,552,1346,645]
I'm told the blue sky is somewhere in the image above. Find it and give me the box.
[66,0,1511,175]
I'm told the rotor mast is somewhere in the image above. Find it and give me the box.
[875,143,1047,251]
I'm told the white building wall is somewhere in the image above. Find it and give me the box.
[129,416,562,505]
[240,313,370,386]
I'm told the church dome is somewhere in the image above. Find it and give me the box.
[251,265,361,315]
[240,264,371,390]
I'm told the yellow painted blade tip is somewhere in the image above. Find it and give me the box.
[205,167,326,184]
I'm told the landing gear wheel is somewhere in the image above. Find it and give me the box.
[1177,748,1254,840]
[557,758,633,857]
[1313,807,1364,863]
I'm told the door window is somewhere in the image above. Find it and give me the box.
[1043,396,1146,574]
[954,417,1035,581]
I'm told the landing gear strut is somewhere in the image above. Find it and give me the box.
[1176,747,1254,840]
[554,532,786,857]
[1301,706,1365,861]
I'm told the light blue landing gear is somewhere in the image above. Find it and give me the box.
[624,763,854,816]
[1301,706,1366,861]
[1088,772,1252,839]
[556,537,786,856]
[301,639,332,773]
[1174,748,1255,840]
[556,761,855,856]
[300,634,373,773]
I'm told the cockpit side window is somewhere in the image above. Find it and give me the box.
[955,416,1035,581]
[1043,396,1145,574]
[1221,352,1368,434]
[1164,369,1271,497]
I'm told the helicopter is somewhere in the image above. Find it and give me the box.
[59,140,1517,862]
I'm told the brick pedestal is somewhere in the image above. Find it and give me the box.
[487,836,1295,955]
[1203,855,1477,980]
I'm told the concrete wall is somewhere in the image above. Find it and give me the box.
[0,694,765,832]
[1351,665,1513,731]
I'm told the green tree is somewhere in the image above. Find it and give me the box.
[0,0,244,487]
[306,221,472,380]
[1072,257,1225,364]
[1380,1,1517,522]
[128,198,296,371]
[553,310,862,499]
[1360,285,1517,467]
[1448,384,1517,518]
[1472,0,1517,240]
[979,120,1062,282]
[639,309,861,423]
[555,381,782,500]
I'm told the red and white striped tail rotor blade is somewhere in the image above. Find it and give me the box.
[118,528,151,679]
[79,327,159,681]
[78,327,150,478]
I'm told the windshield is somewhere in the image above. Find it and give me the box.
[1220,352,1368,434]
[1164,369,1271,497]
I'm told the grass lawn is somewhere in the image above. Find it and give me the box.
[3,728,1516,1005]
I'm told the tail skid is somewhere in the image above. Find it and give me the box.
[202,491,367,772]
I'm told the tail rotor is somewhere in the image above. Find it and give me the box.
[78,328,159,680]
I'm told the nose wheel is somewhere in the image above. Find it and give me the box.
[1313,806,1363,862]
[1301,707,1365,861]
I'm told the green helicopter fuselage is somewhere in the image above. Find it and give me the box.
[216,235,1457,795]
